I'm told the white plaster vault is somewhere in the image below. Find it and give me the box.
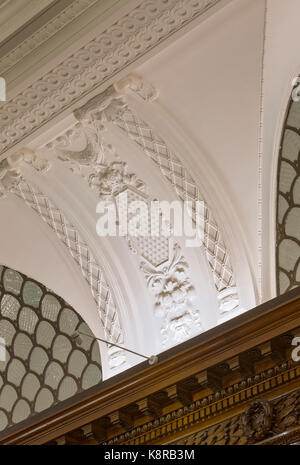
[0,0,299,381]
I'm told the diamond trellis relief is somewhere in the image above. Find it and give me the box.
[0,77,6,101]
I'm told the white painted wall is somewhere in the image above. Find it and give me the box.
[261,0,300,301]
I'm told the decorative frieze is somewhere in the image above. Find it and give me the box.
[102,360,300,445]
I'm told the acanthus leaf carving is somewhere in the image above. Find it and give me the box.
[0,148,50,198]
[89,160,145,200]
[73,86,125,123]
[241,398,274,443]
[17,148,51,174]
[46,123,145,201]
[0,158,21,199]
[141,243,201,345]
[114,74,159,102]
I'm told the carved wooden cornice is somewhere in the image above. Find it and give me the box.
[0,287,299,445]
[174,389,300,445]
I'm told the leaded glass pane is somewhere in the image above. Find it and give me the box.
[36,321,55,348]
[3,269,23,295]
[41,294,61,321]
[29,347,49,375]
[58,376,77,401]
[52,335,72,363]
[13,333,33,360]
[7,359,26,386]
[44,362,64,390]
[59,308,79,335]
[0,320,15,345]
[0,385,18,411]
[276,93,300,294]
[82,364,102,389]
[18,307,38,334]
[0,410,8,432]
[35,388,54,413]
[68,350,87,377]
[21,373,40,402]
[0,265,102,434]
[1,294,20,320]
[12,400,31,424]
[22,281,43,308]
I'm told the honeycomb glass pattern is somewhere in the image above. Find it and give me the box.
[276,94,300,294]
[0,265,102,433]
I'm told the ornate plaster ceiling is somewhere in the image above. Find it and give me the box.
[0,0,299,434]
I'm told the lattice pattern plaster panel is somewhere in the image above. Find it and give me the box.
[118,187,170,267]
[10,180,125,365]
[0,265,102,432]
[109,102,239,313]
[45,122,169,267]
[276,96,300,294]
[45,113,202,345]
[0,0,221,155]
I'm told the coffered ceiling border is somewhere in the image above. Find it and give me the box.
[0,0,232,158]
[0,0,99,75]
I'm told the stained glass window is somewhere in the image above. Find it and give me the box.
[276,94,300,294]
[0,265,102,432]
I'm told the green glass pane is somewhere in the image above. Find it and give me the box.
[58,376,77,401]
[21,373,40,402]
[1,294,20,320]
[41,294,61,321]
[81,364,102,390]
[3,269,23,295]
[22,281,43,308]
[18,307,38,334]
[12,399,31,424]
[35,388,54,413]
[68,350,87,377]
